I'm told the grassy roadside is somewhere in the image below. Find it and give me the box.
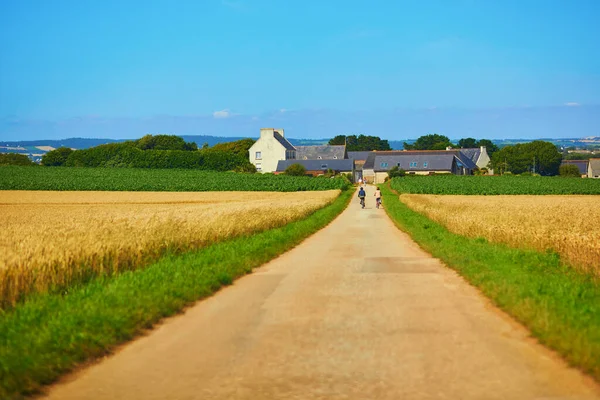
[0,189,352,400]
[381,183,600,381]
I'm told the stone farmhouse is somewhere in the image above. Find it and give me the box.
[248,128,352,175]
[363,150,479,184]
[560,160,590,177]
[589,159,600,178]
[249,128,493,181]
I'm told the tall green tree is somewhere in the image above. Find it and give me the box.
[42,147,73,166]
[328,135,391,151]
[404,134,454,150]
[491,141,562,176]
[458,138,478,148]
[476,139,499,155]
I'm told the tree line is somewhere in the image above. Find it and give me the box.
[41,135,256,172]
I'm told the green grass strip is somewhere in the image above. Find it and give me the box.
[0,189,352,400]
[381,183,600,382]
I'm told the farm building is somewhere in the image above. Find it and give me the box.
[363,150,478,184]
[460,146,492,173]
[561,160,589,177]
[348,151,373,183]
[275,159,354,176]
[248,128,348,173]
[589,159,600,178]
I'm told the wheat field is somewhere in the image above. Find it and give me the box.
[0,190,339,307]
[399,194,600,275]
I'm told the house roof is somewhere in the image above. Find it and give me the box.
[347,151,373,161]
[273,132,296,151]
[561,160,589,175]
[590,158,600,174]
[276,159,354,172]
[460,148,481,163]
[363,150,477,171]
[295,145,346,160]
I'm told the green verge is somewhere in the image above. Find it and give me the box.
[381,184,600,381]
[0,189,352,400]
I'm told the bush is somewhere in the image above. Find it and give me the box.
[388,166,406,178]
[42,147,73,166]
[285,163,307,176]
[559,164,582,177]
[0,153,35,166]
[234,162,257,173]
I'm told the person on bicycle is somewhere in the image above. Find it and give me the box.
[374,187,382,209]
[358,186,366,208]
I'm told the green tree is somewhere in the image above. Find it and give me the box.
[559,164,581,177]
[42,147,73,166]
[0,153,35,166]
[328,135,346,146]
[404,134,454,150]
[328,134,391,151]
[210,138,256,157]
[135,134,197,151]
[458,138,477,148]
[387,165,406,178]
[476,139,499,156]
[284,163,307,176]
[491,141,562,176]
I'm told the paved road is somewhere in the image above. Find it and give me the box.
[45,186,600,400]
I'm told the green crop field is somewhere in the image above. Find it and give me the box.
[391,175,600,195]
[0,166,349,192]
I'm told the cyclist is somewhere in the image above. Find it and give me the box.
[358,186,366,208]
[374,187,382,209]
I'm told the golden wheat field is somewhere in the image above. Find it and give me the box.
[0,190,339,306]
[400,194,600,275]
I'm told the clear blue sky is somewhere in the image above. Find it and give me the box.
[1,0,599,140]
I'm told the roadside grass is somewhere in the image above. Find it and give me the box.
[381,184,600,382]
[0,189,352,400]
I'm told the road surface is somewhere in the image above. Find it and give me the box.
[45,185,600,400]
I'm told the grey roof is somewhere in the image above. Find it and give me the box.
[590,158,600,175]
[460,148,481,163]
[276,159,354,172]
[347,151,373,161]
[295,145,346,160]
[561,160,589,175]
[273,132,295,151]
[363,151,477,172]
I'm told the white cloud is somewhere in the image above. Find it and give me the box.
[564,102,580,107]
[251,116,259,121]
[213,109,233,119]
[279,108,287,113]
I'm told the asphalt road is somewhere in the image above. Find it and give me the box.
[44,185,600,400]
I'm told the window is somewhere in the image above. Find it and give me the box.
[397,162,401,167]
[321,164,328,169]
[423,162,428,168]
[256,163,262,171]
[409,161,418,168]
[255,151,262,160]
[333,156,338,159]
[380,162,388,168]
[318,156,322,159]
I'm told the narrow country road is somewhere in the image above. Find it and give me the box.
[44,186,600,400]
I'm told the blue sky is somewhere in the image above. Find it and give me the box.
[1,0,599,140]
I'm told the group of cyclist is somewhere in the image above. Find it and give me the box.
[357,178,382,209]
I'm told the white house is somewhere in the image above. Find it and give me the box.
[248,128,347,173]
[248,128,296,173]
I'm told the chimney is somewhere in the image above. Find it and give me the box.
[480,146,486,153]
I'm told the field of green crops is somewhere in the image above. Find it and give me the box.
[0,166,349,192]
[391,175,600,195]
